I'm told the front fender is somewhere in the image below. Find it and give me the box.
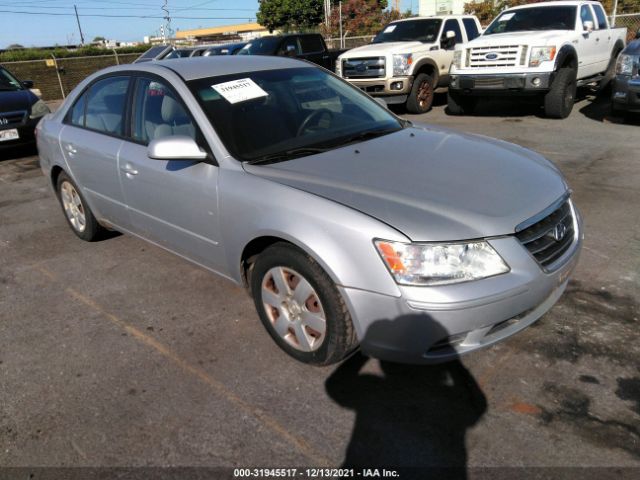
[554,43,578,70]
[410,57,440,84]
[218,168,407,298]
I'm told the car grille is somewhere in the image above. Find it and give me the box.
[515,200,575,269]
[467,45,527,68]
[474,77,506,88]
[342,57,385,79]
[0,110,27,128]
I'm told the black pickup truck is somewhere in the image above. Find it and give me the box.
[237,33,346,70]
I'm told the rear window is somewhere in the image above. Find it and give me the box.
[84,76,129,136]
[299,35,324,54]
[593,5,609,29]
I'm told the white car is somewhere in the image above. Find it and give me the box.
[449,1,626,118]
[336,15,482,113]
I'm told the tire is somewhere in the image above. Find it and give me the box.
[250,242,358,365]
[405,73,435,114]
[597,51,620,94]
[56,171,104,241]
[447,90,476,115]
[544,67,577,119]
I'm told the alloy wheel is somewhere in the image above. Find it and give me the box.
[60,181,86,233]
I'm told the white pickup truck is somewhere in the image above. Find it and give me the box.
[448,1,626,118]
[336,15,483,113]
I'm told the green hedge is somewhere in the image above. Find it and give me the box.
[0,44,150,62]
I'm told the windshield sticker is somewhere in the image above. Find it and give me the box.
[384,25,397,33]
[499,12,515,21]
[212,78,268,104]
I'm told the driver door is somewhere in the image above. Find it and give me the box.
[118,76,225,272]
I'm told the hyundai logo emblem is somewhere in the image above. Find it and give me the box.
[0,117,8,125]
[552,223,568,242]
[485,52,499,60]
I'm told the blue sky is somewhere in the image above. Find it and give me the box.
[0,0,417,49]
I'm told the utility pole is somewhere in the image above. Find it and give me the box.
[611,0,619,26]
[74,5,85,45]
[338,1,343,48]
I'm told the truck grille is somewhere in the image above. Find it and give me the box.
[515,200,575,270]
[467,45,526,68]
[0,110,27,127]
[342,57,385,79]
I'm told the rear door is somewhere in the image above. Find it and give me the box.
[117,75,225,272]
[592,3,613,72]
[60,75,132,228]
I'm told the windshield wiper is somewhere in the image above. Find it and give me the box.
[326,127,401,148]
[247,146,330,165]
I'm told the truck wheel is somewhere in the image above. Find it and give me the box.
[447,90,476,115]
[406,73,434,114]
[597,50,622,94]
[250,242,359,365]
[544,67,577,119]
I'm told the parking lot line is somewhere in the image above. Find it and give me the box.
[34,264,331,467]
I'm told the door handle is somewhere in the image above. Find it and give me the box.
[64,143,77,154]
[120,165,139,176]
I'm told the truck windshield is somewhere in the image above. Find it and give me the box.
[237,37,281,55]
[484,6,577,34]
[188,67,403,163]
[372,19,443,43]
[0,68,23,91]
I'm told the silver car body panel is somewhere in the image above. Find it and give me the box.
[37,56,582,363]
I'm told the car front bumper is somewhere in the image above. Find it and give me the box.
[0,116,41,150]
[345,76,413,104]
[449,72,552,95]
[612,75,640,112]
[340,205,583,364]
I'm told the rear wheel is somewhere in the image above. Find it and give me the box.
[250,243,358,365]
[447,90,477,115]
[406,73,435,114]
[56,172,104,241]
[544,67,577,119]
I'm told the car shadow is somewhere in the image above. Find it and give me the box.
[579,89,640,126]
[325,316,487,477]
[0,143,38,162]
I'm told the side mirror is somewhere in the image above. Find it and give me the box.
[22,80,34,88]
[442,31,456,49]
[446,30,456,39]
[284,44,297,57]
[374,97,388,109]
[147,136,208,161]
[583,21,594,32]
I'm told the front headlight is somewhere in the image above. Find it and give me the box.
[375,239,509,286]
[529,46,557,68]
[453,50,462,69]
[30,99,50,119]
[392,54,413,76]
[616,54,634,76]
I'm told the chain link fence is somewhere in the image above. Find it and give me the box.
[0,52,139,101]
[325,35,374,50]
[612,13,640,42]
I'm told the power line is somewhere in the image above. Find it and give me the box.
[0,9,254,19]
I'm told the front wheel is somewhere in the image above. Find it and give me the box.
[250,243,358,365]
[406,73,435,114]
[544,68,577,119]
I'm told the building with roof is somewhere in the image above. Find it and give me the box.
[175,22,274,44]
[419,0,467,16]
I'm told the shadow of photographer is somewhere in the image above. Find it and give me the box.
[325,316,487,477]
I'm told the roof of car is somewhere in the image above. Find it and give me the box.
[106,55,313,81]
[391,14,477,23]
[508,0,600,10]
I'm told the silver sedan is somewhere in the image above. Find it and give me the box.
[36,56,582,365]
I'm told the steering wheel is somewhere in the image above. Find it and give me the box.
[296,108,334,137]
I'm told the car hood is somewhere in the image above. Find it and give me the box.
[340,41,427,57]
[243,125,568,241]
[0,89,37,113]
[622,39,640,55]
[471,30,570,47]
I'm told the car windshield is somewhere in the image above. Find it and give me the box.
[237,37,280,55]
[0,67,23,91]
[484,6,577,34]
[188,67,403,163]
[372,19,442,43]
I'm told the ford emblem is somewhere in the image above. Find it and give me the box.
[355,63,367,72]
[485,52,499,60]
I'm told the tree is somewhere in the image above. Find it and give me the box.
[257,0,324,33]
[322,0,412,38]
[93,36,106,43]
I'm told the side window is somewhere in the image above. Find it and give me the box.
[442,19,463,45]
[84,76,129,135]
[132,77,196,144]
[463,18,480,41]
[69,91,87,127]
[299,35,324,54]
[593,5,608,30]
[580,5,595,29]
[278,37,301,56]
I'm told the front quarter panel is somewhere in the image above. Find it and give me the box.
[218,168,408,298]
